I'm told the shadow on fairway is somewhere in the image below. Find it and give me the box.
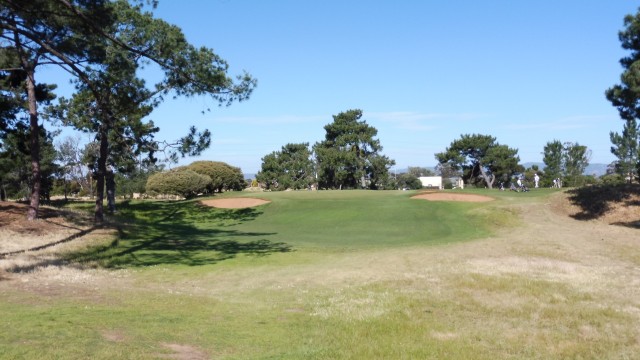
[63,200,291,268]
[566,184,640,228]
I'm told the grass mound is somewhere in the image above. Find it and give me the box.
[53,190,506,268]
[565,184,640,227]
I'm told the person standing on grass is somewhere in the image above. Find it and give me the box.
[534,173,540,188]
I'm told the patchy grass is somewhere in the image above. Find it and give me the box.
[55,190,506,268]
[57,199,290,268]
[0,188,639,359]
[565,184,640,227]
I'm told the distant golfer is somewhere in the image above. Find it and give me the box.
[534,173,540,188]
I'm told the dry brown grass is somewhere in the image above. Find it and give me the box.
[5,193,636,298]
[0,201,120,291]
[563,184,640,226]
[0,201,101,252]
[0,192,639,358]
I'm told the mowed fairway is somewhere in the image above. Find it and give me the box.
[1,189,639,359]
[233,190,499,248]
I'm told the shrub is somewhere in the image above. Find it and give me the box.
[146,169,211,199]
[186,161,245,193]
[396,173,422,190]
[600,173,625,185]
[443,178,454,189]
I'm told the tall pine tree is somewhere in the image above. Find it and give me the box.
[606,8,640,184]
[1,0,256,221]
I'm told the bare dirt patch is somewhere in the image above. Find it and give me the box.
[552,185,640,227]
[411,192,494,202]
[158,343,209,360]
[200,197,270,209]
[0,201,86,237]
[0,201,119,295]
[101,329,128,343]
[0,201,100,254]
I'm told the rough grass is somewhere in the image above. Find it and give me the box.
[1,189,639,359]
[565,183,640,227]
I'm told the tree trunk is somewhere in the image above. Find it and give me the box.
[11,19,41,220]
[94,125,109,223]
[87,173,93,198]
[106,168,116,213]
[477,163,493,189]
[26,70,41,220]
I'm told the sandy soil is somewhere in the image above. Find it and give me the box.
[411,192,495,202]
[199,197,270,209]
[0,201,108,255]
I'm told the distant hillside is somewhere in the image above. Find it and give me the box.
[247,164,610,180]
[522,162,609,177]
[520,162,545,170]
[396,163,610,177]
[584,164,609,177]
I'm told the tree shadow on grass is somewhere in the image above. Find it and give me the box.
[0,226,101,259]
[566,184,640,228]
[64,223,290,268]
[0,201,94,235]
[8,199,291,270]
[115,200,264,227]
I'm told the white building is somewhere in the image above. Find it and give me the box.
[418,176,443,190]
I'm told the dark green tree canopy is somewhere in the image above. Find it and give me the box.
[256,142,314,191]
[435,134,521,189]
[313,109,395,190]
[0,122,58,200]
[606,9,640,121]
[610,118,639,182]
[0,49,57,202]
[542,140,564,181]
[542,140,591,187]
[606,8,640,183]
[396,172,423,190]
[1,0,256,221]
[563,142,591,187]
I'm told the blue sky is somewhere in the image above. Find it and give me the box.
[45,1,639,174]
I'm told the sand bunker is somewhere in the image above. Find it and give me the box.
[200,198,271,209]
[411,192,494,202]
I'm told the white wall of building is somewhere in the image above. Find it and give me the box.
[419,176,443,189]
